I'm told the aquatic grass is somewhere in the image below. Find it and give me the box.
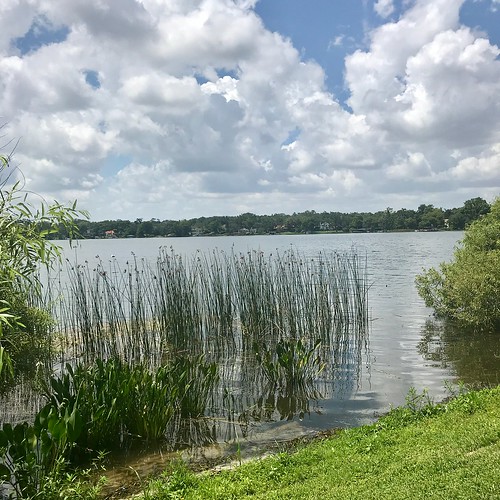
[231,250,277,342]
[195,250,235,353]
[251,336,324,421]
[58,257,167,365]
[126,363,178,441]
[42,247,369,441]
[41,359,176,452]
[153,247,205,354]
[55,247,367,365]
[43,360,127,452]
[38,354,220,454]
[229,249,369,351]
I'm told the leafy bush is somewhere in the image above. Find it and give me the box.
[0,288,54,384]
[416,197,500,330]
[0,151,85,383]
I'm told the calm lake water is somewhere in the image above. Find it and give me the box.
[3,231,500,487]
[59,231,499,427]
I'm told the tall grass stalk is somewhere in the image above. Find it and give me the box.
[46,247,368,427]
[55,248,367,364]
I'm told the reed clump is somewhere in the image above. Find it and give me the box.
[55,247,368,365]
[44,247,368,432]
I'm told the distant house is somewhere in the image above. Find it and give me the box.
[238,227,257,235]
[105,230,116,238]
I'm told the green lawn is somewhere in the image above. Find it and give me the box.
[142,386,500,499]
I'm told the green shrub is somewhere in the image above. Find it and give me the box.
[0,287,54,384]
[416,197,500,330]
[0,151,85,383]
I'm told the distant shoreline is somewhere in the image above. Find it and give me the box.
[51,227,463,240]
[47,198,489,240]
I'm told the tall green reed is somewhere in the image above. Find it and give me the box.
[46,247,368,427]
[55,248,367,364]
[170,354,219,418]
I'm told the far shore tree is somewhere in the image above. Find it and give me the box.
[51,197,491,240]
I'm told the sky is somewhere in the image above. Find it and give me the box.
[1,0,499,221]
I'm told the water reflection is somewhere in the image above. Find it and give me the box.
[252,386,320,422]
[418,319,500,387]
[166,416,218,450]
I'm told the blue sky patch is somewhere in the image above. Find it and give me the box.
[216,68,239,79]
[281,127,301,147]
[460,0,500,46]
[101,154,133,177]
[13,16,70,56]
[84,70,101,89]
[255,0,369,104]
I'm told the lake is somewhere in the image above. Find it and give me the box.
[59,231,499,424]
[2,231,500,485]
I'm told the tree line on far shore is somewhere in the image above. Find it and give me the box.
[50,197,491,239]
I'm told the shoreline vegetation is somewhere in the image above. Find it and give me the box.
[1,247,370,498]
[127,385,500,499]
[48,197,490,240]
[416,197,500,331]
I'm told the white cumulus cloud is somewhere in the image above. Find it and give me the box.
[0,0,498,219]
[374,0,395,18]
